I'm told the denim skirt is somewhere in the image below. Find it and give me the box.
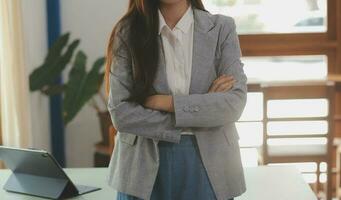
[116,135,234,200]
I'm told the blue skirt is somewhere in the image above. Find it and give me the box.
[116,135,234,200]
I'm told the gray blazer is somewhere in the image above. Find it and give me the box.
[106,8,248,200]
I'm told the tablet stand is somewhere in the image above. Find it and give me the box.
[4,172,79,199]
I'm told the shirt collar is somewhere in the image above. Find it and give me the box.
[158,5,194,35]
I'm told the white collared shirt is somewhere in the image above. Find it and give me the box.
[158,5,194,135]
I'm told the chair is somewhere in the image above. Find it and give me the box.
[260,81,335,200]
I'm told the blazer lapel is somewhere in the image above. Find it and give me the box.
[190,8,215,94]
[152,8,215,95]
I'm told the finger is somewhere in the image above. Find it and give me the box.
[213,74,234,85]
[212,75,232,88]
[211,77,235,92]
[217,82,234,92]
[215,82,230,92]
[222,84,234,92]
[211,76,234,92]
[214,75,234,87]
[215,79,236,92]
[209,74,234,92]
[224,80,236,91]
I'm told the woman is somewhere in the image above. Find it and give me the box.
[105,0,248,200]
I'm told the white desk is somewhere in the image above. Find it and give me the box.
[0,166,317,200]
[235,166,317,200]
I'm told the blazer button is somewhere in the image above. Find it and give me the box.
[183,106,190,112]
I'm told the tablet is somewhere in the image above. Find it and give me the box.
[0,146,101,199]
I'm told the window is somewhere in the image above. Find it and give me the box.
[203,0,327,34]
[242,55,328,83]
[267,99,329,118]
[267,120,328,136]
[237,92,263,167]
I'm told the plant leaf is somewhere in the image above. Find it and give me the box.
[29,38,80,91]
[63,56,105,125]
[44,33,70,64]
[63,51,87,122]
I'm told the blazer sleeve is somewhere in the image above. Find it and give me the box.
[107,32,183,144]
[172,18,248,127]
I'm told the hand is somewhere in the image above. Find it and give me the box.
[143,95,174,112]
[208,74,235,93]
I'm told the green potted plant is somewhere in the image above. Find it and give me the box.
[29,32,112,146]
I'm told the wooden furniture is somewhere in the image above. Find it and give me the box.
[333,75,341,199]
[334,139,341,198]
[260,80,335,200]
[94,125,117,167]
[0,166,316,200]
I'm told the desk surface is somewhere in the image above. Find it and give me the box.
[0,166,317,200]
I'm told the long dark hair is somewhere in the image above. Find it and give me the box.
[105,0,206,105]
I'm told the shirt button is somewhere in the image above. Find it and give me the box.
[194,106,200,112]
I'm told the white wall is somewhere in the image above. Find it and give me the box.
[21,0,51,152]
[60,0,128,167]
[21,0,128,167]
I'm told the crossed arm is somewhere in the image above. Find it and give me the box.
[107,18,247,144]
